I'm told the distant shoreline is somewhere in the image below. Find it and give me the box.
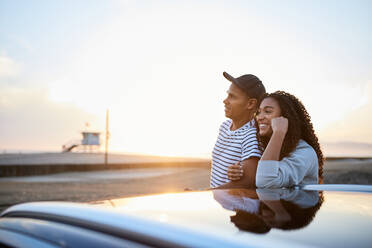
[325,157,372,161]
[1,151,371,160]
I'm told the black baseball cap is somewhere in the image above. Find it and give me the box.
[223,71,266,100]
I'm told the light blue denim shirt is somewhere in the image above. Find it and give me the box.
[256,140,319,188]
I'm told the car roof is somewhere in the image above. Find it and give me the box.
[2,184,372,248]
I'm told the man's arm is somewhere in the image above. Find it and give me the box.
[215,157,259,189]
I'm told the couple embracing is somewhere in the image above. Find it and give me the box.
[210,72,324,189]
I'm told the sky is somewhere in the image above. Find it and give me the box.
[1,0,371,157]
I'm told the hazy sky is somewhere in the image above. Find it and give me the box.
[1,0,371,157]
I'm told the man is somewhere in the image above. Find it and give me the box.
[210,71,266,188]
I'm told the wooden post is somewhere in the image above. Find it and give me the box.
[105,109,109,166]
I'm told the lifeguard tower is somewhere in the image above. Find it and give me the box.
[62,110,109,161]
[81,131,101,152]
[62,124,102,153]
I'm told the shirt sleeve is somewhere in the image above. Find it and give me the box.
[256,188,319,208]
[255,146,317,188]
[241,128,262,160]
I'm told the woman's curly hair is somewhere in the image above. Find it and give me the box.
[257,91,324,182]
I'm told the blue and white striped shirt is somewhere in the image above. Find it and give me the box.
[210,119,262,188]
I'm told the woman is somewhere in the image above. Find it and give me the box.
[228,91,324,188]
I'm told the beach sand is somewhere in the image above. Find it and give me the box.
[0,167,211,212]
[1,158,372,213]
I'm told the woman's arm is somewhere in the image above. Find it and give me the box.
[260,117,288,161]
[256,117,317,188]
[255,147,316,188]
[225,118,287,186]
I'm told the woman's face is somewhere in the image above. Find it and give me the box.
[256,97,282,137]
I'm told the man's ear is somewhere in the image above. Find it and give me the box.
[246,98,258,110]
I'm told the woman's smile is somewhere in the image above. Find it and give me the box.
[257,97,281,137]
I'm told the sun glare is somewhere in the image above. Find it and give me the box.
[28,1,372,156]
[108,192,221,212]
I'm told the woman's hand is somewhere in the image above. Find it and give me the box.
[260,117,288,161]
[227,161,243,181]
[271,117,288,135]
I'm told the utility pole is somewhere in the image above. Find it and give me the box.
[104,109,109,166]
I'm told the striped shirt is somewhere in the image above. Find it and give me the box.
[210,119,262,188]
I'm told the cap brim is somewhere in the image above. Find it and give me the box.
[223,71,237,84]
[223,71,243,90]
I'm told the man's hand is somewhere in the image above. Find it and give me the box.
[227,161,243,181]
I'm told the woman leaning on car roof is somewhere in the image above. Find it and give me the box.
[228,91,324,188]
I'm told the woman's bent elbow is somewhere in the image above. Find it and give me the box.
[256,175,284,188]
[255,175,269,188]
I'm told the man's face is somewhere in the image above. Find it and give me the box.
[223,83,251,120]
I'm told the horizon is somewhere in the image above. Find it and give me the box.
[2,139,372,159]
